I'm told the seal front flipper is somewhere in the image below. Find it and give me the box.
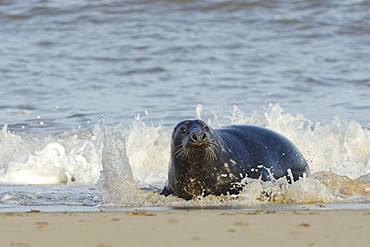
[159,185,173,196]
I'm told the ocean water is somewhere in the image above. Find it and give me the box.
[0,0,369,211]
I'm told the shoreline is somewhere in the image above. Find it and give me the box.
[2,209,370,247]
[2,201,370,214]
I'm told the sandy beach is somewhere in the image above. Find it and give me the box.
[1,209,370,247]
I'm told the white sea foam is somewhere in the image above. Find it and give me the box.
[0,125,104,185]
[97,104,370,206]
[1,104,370,207]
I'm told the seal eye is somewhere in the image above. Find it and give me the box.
[178,127,187,134]
[204,126,210,132]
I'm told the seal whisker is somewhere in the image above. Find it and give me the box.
[204,147,212,160]
[174,144,189,159]
[205,142,218,160]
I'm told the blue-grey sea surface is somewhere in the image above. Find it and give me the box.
[1,0,369,133]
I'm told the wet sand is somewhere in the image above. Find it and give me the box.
[2,209,370,247]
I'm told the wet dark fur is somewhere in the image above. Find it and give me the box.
[160,120,310,200]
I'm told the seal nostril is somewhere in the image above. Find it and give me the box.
[201,133,206,141]
[191,133,198,141]
[191,132,207,143]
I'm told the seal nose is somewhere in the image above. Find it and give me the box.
[191,131,207,143]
